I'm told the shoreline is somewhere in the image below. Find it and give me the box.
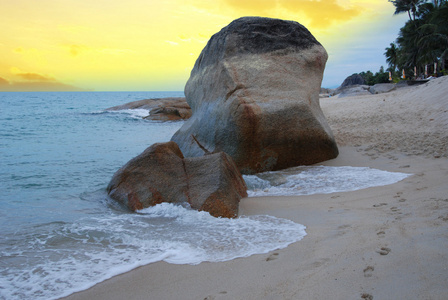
[62,147,448,300]
[62,77,448,300]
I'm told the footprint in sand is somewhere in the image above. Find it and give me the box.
[361,293,373,300]
[376,247,391,255]
[204,292,227,300]
[390,206,400,212]
[363,266,374,278]
[393,192,403,198]
[376,231,385,237]
[266,252,279,261]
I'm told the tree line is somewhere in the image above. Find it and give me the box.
[385,0,448,79]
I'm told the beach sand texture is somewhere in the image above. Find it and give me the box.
[63,76,448,300]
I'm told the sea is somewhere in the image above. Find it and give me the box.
[0,92,410,300]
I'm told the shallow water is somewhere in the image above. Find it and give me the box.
[0,92,409,300]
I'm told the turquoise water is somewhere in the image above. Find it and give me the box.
[1,92,184,230]
[0,92,308,300]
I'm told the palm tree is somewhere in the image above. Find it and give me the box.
[397,19,423,70]
[389,0,426,20]
[385,42,400,72]
[418,1,448,69]
[386,0,448,75]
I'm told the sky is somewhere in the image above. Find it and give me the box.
[0,0,408,91]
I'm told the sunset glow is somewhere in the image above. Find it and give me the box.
[0,0,407,91]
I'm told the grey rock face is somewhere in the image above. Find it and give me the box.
[340,74,366,88]
[369,83,396,94]
[337,85,371,98]
[171,17,338,174]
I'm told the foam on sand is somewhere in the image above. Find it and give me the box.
[0,202,306,300]
[244,165,411,197]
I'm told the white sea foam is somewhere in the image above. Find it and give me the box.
[89,108,150,119]
[106,108,150,119]
[244,165,411,197]
[0,203,306,300]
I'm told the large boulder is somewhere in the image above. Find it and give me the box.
[107,142,247,218]
[171,17,338,174]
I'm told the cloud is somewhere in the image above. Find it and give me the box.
[66,45,135,57]
[97,48,135,55]
[69,44,89,57]
[221,0,362,29]
[10,68,55,81]
[223,0,275,12]
[58,25,92,34]
[15,72,56,82]
[165,40,180,46]
[282,0,362,28]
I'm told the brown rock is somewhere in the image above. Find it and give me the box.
[107,142,247,218]
[107,142,188,211]
[185,152,247,218]
[145,105,192,121]
[171,17,338,174]
[106,97,191,121]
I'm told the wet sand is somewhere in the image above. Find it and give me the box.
[63,77,448,300]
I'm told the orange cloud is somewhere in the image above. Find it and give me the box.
[221,0,362,28]
[69,45,88,57]
[223,0,275,12]
[15,72,55,82]
[282,0,362,28]
[11,67,55,81]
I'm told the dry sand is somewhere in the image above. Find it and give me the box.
[63,77,448,300]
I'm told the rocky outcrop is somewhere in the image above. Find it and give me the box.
[106,142,247,218]
[332,74,367,96]
[337,85,371,98]
[171,17,338,174]
[334,83,397,98]
[340,74,366,88]
[106,97,191,121]
[369,83,396,94]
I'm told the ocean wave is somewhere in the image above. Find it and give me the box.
[0,203,306,300]
[86,108,150,119]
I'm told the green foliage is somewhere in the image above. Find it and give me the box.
[352,66,391,86]
[385,0,448,76]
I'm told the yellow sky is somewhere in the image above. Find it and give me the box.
[0,0,406,91]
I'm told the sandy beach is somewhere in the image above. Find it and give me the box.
[63,77,448,300]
